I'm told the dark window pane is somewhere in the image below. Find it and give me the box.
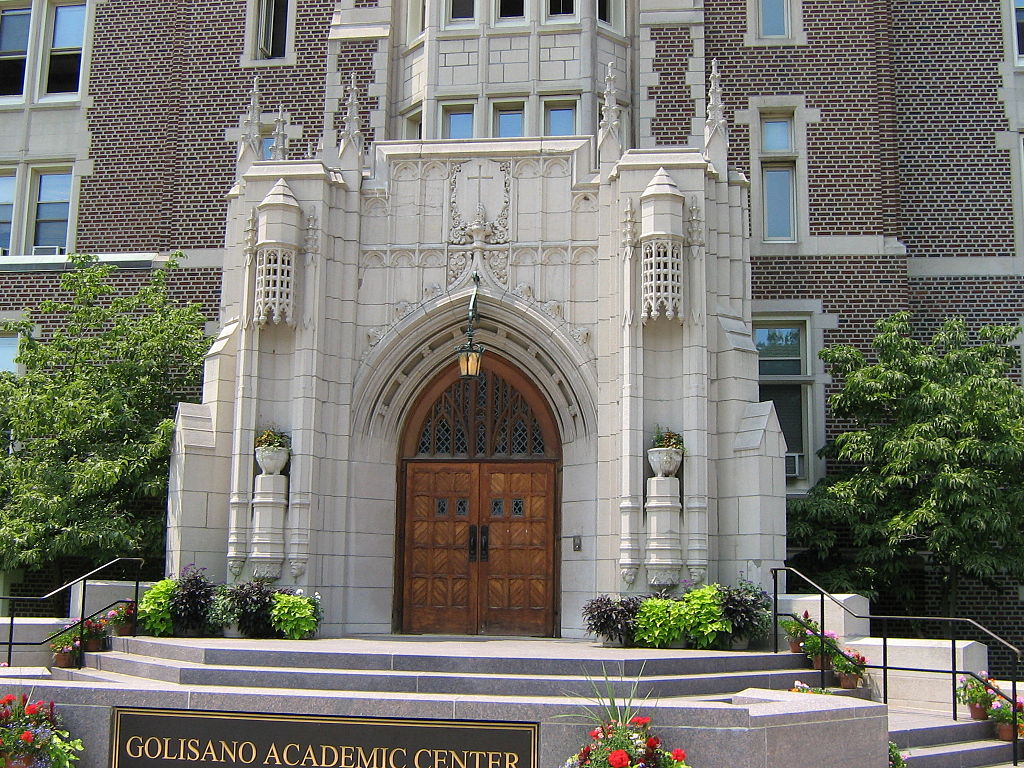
[758,358,801,376]
[259,0,287,58]
[456,498,468,517]
[597,0,610,21]
[0,9,30,53]
[499,0,524,16]
[46,51,81,93]
[34,220,68,248]
[490,499,504,517]
[435,498,448,517]
[512,498,524,517]
[0,58,26,96]
[760,384,804,453]
[36,201,69,220]
[0,221,11,251]
[1018,5,1024,56]
[549,0,573,14]
[451,0,474,19]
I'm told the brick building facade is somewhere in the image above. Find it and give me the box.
[1,0,1021,652]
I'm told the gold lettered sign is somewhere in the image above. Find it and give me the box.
[111,708,538,768]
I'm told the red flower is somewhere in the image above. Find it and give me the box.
[671,749,687,763]
[589,728,601,739]
[608,750,630,768]
[20,731,33,744]
[0,695,14,705]
[24,703,38,715]
[646,737,660,749]
[629,716,651,727]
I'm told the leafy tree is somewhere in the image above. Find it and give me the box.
[789,312,1024,613]
[0,254,210,571]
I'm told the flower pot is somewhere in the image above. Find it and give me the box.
[222,623,244,639]
[788,639,803,654]
[255,446,290,475]
[6,756,37,768]
[114,621,136,636]
[83,637,104,652]
[53,651,75,668]
[995,722,1016,741]
[969,702,990,721]
[812,654,832,671]
[730,635,750,651]
[647,447,683,477]
[837,672,861,689]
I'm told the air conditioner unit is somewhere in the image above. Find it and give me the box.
[31,245,66,256]
[784,452,804,479]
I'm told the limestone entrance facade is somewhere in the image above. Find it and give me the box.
[400,360,560,636]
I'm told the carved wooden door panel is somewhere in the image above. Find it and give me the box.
[477,463,555,636]
[403,463,478,634]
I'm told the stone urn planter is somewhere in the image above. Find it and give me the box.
[255,446,290,475]
[647,447,683,477]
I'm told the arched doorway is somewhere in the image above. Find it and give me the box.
[398,356,561,636]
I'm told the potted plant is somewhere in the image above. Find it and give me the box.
[254,427,291,475]
[647,426,685,477]
[581,595,645,647]
[955,672,998,720]
[104,602,136,636]
[169,565,215,636]
[779,610,819,654]
[270,590,322,640]
[47,631,80,669]
[138,578,177,637]
[988,695,1024,740]
[226,579,280,638]
[563,715,694,768]
[208,585,241,637]
[719,580,772,649]
[0,694,84,768]
[633,598,688,649]
[832,647,868,689]
[78,617,108,652]
[801,629,840,670]
[677,585,731,650]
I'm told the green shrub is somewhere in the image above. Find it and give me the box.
[270,592,320,640]
[633,598,687,648]
[678,585,731,649]
[138,579,177,637]
[169,565,215,634]
[227,579,279,638]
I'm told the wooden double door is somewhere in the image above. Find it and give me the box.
[402,460,556,636]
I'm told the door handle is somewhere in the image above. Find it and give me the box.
[468,525,477,562]
[480,525,489,562]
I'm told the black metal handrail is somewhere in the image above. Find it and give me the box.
[0,557,144,668]
[772,566,1022,766]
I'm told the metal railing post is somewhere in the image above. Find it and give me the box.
[6,611,14,667]
[77,578,88,670]
[772,568,779,654]
[882,618,889,705]
[951,632,958,722]
[1012,660,1019,766]
[132,563,142,638]
[819,590,827,690]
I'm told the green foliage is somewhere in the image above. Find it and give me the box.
[888,741,907,768]
[790,313,1024,610]
[676,585,731,649]
[779,611,819,642]
[0,695,84,768]
[207,585,239,630]
[652,426,685,451]
[270,592,320,640]
[633,598,687,649]
[0,253,209,571]
[254,428,290,449]
[138,578,177,637]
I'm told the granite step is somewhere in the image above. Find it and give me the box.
[889,709,1020,768]
[70,649,817,697]
[899,739,1015,768]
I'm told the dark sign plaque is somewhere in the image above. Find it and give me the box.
[111,708,538,768]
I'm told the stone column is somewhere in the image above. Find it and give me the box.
[644,474,684,588]
[250,471,288,579]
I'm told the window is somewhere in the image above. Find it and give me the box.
[548,0,573,14]
[45,4,84,94]
[755,323,808,480]
[759,0,787,36]
[443,106,474,139]
[0,7,29,96]
[545,103,575,135]
[760,116,796,241]
[260,135,274,160]
[597,0,609,21]
[257,0,288,58]
[450,0,474,20]
[32,171,70,251]
[0,335,16,373]
[406,111,422,139]
[495,105,524,137]
[0,175,12,254]
[498,0,524,19]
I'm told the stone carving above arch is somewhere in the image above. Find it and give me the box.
[511,248,539,265]
[362,196,388,217]
[423,161,447,179]
[542,158,571,177]
[513,159,541,178]
[571,246,597,264]
[572,193,598,212]
[393,161,420,181]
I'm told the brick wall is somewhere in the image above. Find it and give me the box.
[77,0,335,253]
[909,276,1024,340]
[648,27,695,146]
[892,0,1014,258]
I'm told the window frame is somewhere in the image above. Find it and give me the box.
[42,1,85,95]
[493,101,525,137]
[596,0,625,32]
[31,167,71,253]
[543,99,577,136]
[1015,0,1024,64]
[446,0,476,25]
[744,0,806,46]
[441,103,475,139]
[0,6,31,98]
[241,0,297,67]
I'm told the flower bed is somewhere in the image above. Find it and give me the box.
[0,693,83,768]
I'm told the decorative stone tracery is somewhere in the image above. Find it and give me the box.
[254,247,296,327]
[640,238,683,323]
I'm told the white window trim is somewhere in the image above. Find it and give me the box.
[240,0,298,68]
[440,102,476,139]
[752,302,837,492]
[1012,0,1024,66]
[542,97,579,136]
[596,0,625,33]
[543,0,578,25]
[744,0,806,47]
[492,99,526,137]
[443,0,477,28]
[493,0,528,25]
